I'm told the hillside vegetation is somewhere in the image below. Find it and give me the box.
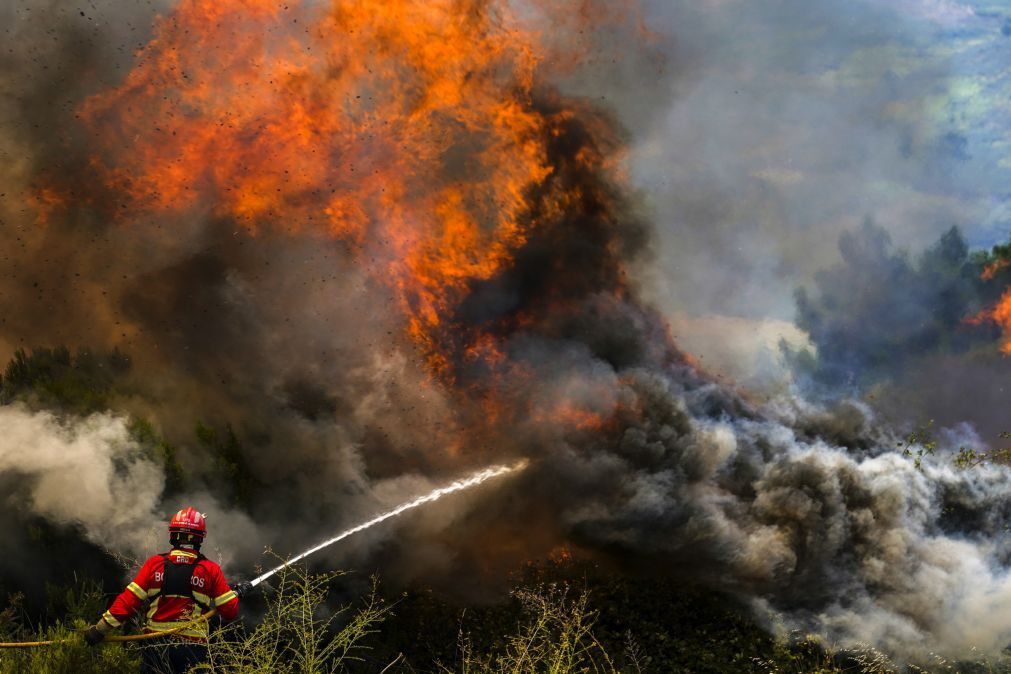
[3,559,1011,673]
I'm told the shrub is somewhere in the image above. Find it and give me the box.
[199,562,392,673]
[0,583,138,674]
[444,583,618,674]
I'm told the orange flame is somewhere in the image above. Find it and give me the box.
[981,259,1010,281]
[968,288,1011,355]
[27,186,68,226]
[30,0,658,451]
[533,401,609,432]
[77,0,574,377]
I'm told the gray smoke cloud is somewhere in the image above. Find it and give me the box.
[615,0,1011,444]
[0,403,266,569]
[0,405,165,555]
[493,352,1011,657]
[783,219,1011,441]
[626,0,1011,389]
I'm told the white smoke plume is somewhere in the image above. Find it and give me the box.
[0,405,164,556]
[0,405,269,571]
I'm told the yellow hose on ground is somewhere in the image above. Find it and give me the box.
[0,608,218,648]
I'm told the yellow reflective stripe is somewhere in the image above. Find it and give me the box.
[214,590,237,606]
[147,587,161,598]
[169,549,197,559]
[127,582,146,600]
[193,591,211,606]
[101,611,122,628]
[146,597,160,620]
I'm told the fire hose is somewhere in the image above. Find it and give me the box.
[0,458,528,650]
[0,608,218,648]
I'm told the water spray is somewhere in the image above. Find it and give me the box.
[249,459,529,588]
[0,459,528,649]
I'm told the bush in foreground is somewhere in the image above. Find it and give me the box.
[5,564,1011,673]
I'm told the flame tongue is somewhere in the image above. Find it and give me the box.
[968,261,1011,354]
[79,0,568,378]
[968,290,1011,355]
[71,0,646,448]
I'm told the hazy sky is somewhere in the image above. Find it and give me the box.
[629,0,1011,321]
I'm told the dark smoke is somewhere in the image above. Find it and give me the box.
[387,85,1011,654]
[788,219,1011,440]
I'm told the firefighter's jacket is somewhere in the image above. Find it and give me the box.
[101,548,240,640]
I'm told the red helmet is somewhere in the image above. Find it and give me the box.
[168,507,207,539]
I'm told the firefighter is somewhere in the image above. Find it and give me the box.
[84,507,253,673]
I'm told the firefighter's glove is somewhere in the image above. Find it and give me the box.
[84,618,112,646]
[234,581,253,599]
[84,625,106,647]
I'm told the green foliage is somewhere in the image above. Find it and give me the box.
[45,579,110,626]
[896,421,1011,473]
[897,420,937,471]
[379,561,850,674]
[447,584,617,674]
[587,574,778,673]
[0,622,139,674]
[0,581,139,674]
[977,239,1011,294]
[199,562,392,673]
[0,595,22,641]
[195,422,258,508]
[129,417,186,494]
[0,347,189,495]
[753,633,845,673]
[0,346,129,414]
[954,432,1011,470]
[7,567,1011,673]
